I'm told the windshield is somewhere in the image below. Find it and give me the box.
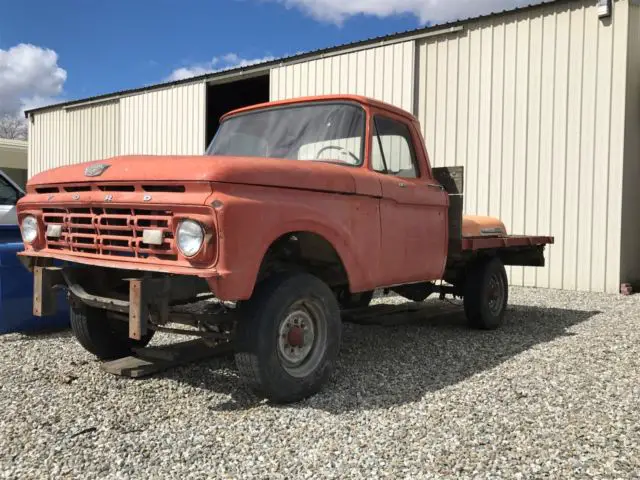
[206,103,366,166]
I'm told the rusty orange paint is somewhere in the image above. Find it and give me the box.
[17,95,552,302]
[462,216,507,238]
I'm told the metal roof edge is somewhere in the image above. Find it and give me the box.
[24,0,567,117]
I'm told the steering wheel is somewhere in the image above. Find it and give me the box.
[315,145,360,165]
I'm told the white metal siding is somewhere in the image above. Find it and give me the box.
[620,2,640,286]
[416,0,630,294]
[119,83,206,155]
[28,109,68,176]
[270,41,415,112]
[67,100,120,165]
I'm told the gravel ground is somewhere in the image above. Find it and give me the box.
[1,287,639,479]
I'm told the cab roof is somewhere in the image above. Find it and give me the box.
[221,95,418,123]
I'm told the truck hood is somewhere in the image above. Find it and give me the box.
[27,155,357,194]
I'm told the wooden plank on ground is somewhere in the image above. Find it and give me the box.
[100,339,233,378]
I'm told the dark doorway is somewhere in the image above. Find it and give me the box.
[205,75,270,149]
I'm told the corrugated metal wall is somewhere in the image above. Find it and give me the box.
[119,82,206,155]
[620,2,640,287]
[29,82,206,176]
[67,100,120,165]
[28,109,68,176]
[270,41,415,113]
[416,0,630,294]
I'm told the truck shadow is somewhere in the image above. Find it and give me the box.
[164,301,599,413]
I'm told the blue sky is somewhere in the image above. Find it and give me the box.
[0,0,535,117]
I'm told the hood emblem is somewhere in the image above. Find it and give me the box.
[84,163,111,177]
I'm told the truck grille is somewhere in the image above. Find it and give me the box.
[42,207,177,261]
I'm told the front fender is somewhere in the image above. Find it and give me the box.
[206,184,377,301]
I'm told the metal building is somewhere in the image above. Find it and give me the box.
[25,0,640,294]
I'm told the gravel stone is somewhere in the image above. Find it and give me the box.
[1,287,639,479]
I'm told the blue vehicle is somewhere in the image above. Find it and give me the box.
[0,168,68,334]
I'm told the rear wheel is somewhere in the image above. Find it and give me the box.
[70,303,155,360]
[463,257,508,330]
[234,272,342,403]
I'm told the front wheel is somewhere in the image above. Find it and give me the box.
[463,257,509,330]
[234,272,342,403]
[70,303,155,360]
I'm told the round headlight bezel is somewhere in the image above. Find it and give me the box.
[176,219,205,258]
[21,215,39,244]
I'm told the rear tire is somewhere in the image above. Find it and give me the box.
[234,272,342,404]
[70,303,155,360]
[463,257,508,330]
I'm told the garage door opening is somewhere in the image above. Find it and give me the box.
[205,75,270,149]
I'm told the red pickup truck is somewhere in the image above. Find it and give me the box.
[17,95,553,403]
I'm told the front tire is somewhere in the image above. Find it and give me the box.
[463,257,508,330]
[234,272,342,403]
[70,303,155,360]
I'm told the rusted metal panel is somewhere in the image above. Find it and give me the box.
[128,279,147,341]
[461,235,554,252]
[33,266,61,317]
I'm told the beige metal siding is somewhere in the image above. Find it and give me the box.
[67,100,120,165]
[416,0,630,293]
[620,2,640,287]
[270,41,415,112]
[28,109,68,176]
[119,82,206,155]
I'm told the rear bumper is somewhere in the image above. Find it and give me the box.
[18,250,221,278]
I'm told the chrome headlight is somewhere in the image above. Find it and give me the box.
[21,215,38,243]
[176,220,205,257]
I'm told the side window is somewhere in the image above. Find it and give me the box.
[0,175,18,206]
[372,116,419,179]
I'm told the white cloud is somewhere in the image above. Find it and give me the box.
[271,0,548,25]
[165,65,215,81]
[0,43,67,118]
[165,53,276,82]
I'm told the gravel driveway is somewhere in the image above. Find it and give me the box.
[1,287,639,479]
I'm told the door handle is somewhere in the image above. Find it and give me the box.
[426,183,444,191]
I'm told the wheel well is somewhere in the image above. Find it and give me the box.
[258,232,349,290]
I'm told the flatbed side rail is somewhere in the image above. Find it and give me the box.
[461,235,554,251]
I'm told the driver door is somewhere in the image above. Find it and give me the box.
[371,115,448,286]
